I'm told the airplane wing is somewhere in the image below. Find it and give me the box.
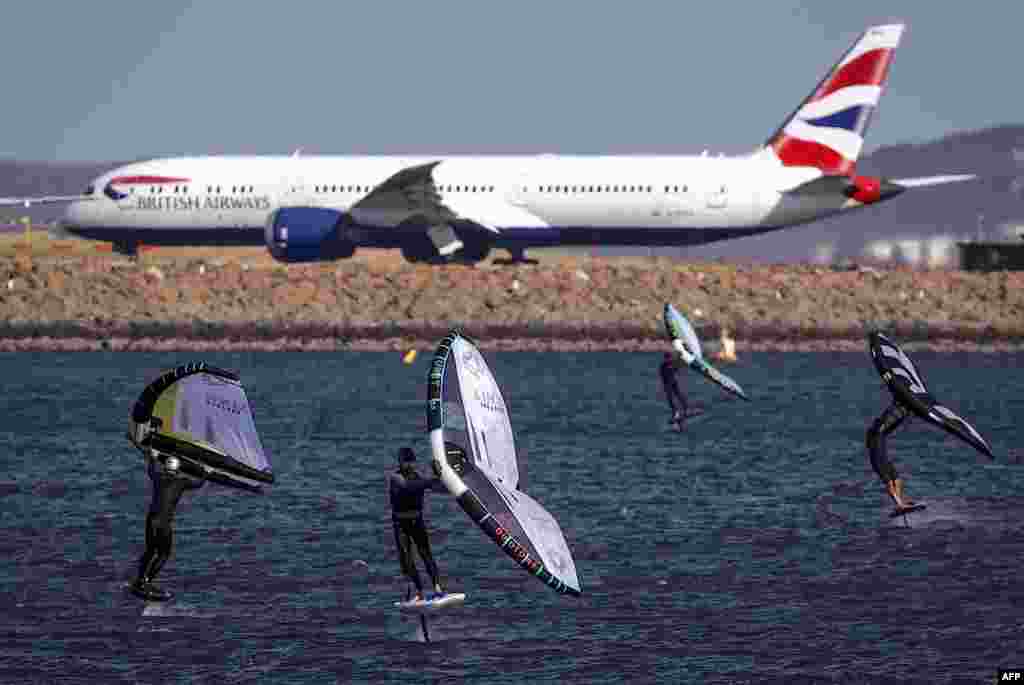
[0,194,90,207]
[350,161,503,256]
[891,174,976,188]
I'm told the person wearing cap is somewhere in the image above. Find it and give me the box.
[129,450,207,602]
[388,446,445,601]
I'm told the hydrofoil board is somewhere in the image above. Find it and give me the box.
[395,592,466,613]
[669,407,707,431]
[889,503,927,518]
[125,582,174,603]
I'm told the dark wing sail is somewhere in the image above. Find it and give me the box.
[869,332,993,458]
[427,331,581,596]
[129,362,274,491]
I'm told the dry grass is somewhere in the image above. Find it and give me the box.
[0,230,412,267]
[0,231,665,270]
[0,230,111,257]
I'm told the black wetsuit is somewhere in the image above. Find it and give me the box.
[135,457,204,591]
[660,358,688,420]
[866,402,910,483]
[389,467,443,594]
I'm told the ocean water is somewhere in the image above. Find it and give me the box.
[1,350,1022,684]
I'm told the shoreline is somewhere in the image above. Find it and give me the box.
[2,335,1022,353]
[3,253,1023,353]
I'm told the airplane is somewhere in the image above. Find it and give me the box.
[2,23,975,265]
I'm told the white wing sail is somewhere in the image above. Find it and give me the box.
[427,331,581,596]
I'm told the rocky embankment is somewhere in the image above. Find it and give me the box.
[1,253,1023,352]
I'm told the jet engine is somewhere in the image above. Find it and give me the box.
[264,207,356,263]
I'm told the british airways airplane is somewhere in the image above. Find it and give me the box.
[3,24,973,264]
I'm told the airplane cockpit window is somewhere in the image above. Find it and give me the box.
[83,184,94,196]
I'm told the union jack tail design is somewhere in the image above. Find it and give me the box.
[764,24,904,176]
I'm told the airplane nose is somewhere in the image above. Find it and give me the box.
[62,200,84,226]
[59,200,93,236]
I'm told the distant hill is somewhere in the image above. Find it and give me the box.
[681,124,1024,263]
[0,159,120,225]
[2,125,1023,261]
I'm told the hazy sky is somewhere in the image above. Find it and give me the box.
[3,1,1021,161]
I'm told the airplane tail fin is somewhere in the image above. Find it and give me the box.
[759,24,904,176]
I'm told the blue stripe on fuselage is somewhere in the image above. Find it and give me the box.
[62,225,266,247]
[62,223,784,250]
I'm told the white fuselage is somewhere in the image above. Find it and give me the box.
[61,153,851,252]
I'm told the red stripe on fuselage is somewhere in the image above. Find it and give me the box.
[772,135,854,176]
[814,48,894,101]
[108,175,191,185]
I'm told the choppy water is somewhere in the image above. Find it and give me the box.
[1,350,1022,683]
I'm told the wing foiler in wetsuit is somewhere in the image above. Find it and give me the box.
[389,447,445,600]
[130,452,205,601]
[660,349,689,426]
[866,402,914,509]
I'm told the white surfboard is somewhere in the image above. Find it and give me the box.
[394,592,466,613]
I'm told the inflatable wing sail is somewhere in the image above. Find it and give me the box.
[427,331,581,596]
[869,332,993,458]
[663,303,702,360]
[663,303,749,401]
[129,362,274,491]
